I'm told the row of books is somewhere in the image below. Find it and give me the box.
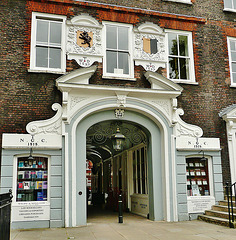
[187,179,208,185]
[18,170,47,179]
[18,181,47,190]
[187,162,205,167]
[186,169,206,176]
[18,159,47,169]
[187,189,210,196]
[16,191,47,201]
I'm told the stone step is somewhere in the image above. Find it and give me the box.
[198,214,235,228]
[224,195,236,201]
[218,200,236,207]
[212,204,236,213]
[205,209,236,220]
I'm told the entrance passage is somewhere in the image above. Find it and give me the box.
[86,120,149,220]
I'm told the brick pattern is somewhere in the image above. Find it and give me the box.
[1,0,236,183]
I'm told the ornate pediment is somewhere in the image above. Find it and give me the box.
[67,14,103,67]
[134,22,167,72]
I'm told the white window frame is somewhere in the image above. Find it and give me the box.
[224,0,236,13]
[227,37,236,87]
[29,12,66,74]
[166,29,196,84]
[163,0,192,4]
[102,21,134,80]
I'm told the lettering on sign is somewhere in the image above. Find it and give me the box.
[19,138,47,147]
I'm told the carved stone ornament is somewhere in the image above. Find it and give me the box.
[67,14,103,67]
[115,109,125,118]
[26,103,62,136]
[173,108,203,138]
[134,22,167,72]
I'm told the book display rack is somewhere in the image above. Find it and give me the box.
[186,157,210,196]
[16,156,48,202]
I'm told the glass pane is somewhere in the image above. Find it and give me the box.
[106,25,117,49]
[118,52,129,74]
[36,20,48,43]
[107,51,117,73]
[180,58,189,80]
[137,150,141,194]
[233,0,236,9]
[50,22,62,45]
[36,46,48,67]
[225,0,232,8]
[233,73,236,83]
[179,35,188,56]
[232,62,236,72]
[49,48,61,68]
[168,33,178,56]
[231,51,236,61]
[133,152,136,193]
[17,157,48,202]
[118,26,128,51]
[169,57,179,79]
[141,148,145,194]
[230,40,235,51]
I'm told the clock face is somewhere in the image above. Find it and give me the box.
[77,31,93,48]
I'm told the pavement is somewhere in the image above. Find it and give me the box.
[10,212,236,240]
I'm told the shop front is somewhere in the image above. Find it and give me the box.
[0,66,224,229]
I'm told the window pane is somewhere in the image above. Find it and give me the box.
[169,57,179,79]
[137,150,141,194]
[234,0,236,9]
[168,33,178,56]
[150,39,158,54]
[118,26,128,51]
[141,148,145,194]
[133,152,136,193]
[233,73,236,83]
[49,48,61,68]
[50,22,62,45]
[232,62,236,72]
[118,52,129,74]
[36,20,49,43]
[179,35,188,56]
[36,46,48,67]
[224,0,232,8]
[107,25,117,49]
[230,40,235,51]
[180,58,189,80]
[231,51,236,61]
[107,51,117,73]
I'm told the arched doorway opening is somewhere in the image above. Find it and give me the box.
[86,120,149,219]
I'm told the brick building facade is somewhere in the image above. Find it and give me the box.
[1,0,236,229]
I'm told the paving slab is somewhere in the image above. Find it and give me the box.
[10,213,236,240]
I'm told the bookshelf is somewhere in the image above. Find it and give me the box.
[16,156,48,202]
[186,157,210,196]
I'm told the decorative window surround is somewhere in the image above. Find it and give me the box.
[103,21,134,79]
[67,14,103,67]
[219,104,236,185]
[29,12,66,74]
[224,0,236,12]
[227,37,236,86]
[166,29,195,83]
[162,0,192,4]
[134,22,167,72]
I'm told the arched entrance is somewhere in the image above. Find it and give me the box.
[86,120,150,219]
[72,109,166,226]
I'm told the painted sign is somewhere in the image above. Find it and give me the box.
[176,137,220,150]
[2,134,62,149]
[187,196,215,213]
[12,202,50,221]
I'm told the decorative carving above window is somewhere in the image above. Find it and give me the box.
[67,14,103,67]
[134,22,167,72]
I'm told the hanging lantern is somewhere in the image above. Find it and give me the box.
[111,128,126,151]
